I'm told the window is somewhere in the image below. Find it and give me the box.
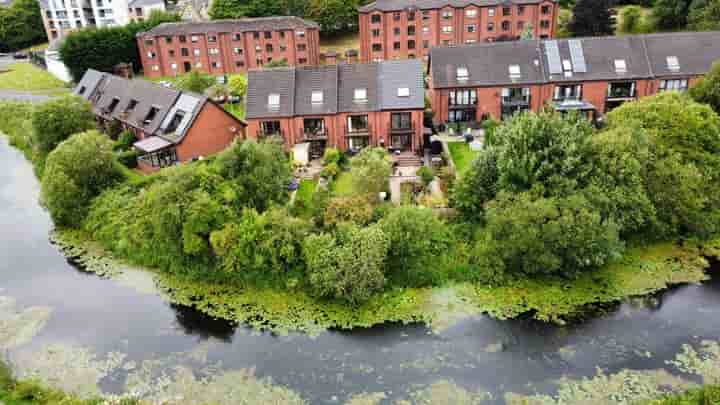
[264,31,272,39]
[397,87,410,97]
[354,88,367,102]
[208,35,217,42]
[423,26,430,34]
[502,20,510,31]
[191,35,198,42]
[503,7,511,16]
[147,51,156,59]
[373,43,382,52]
[260,120,281,136]
[488,8,495,17]
[106,97,119,113]
[659,79,688,91]
[667,56,680,71]
[442,25,453,33]
[372,29,380,37]
[268,93,280,108]
[165,36,172,44]
[518,5,525,15]
[540,20,550,29]
[78,86,86,95]
[233,33,241,41]
[553,84,582,101]
[607,81,636,98]
[299,57,307,64]
[193,49,200,56]
[209,48,219,55]
[562,59,572,74]
[487,22,494,31]
[311,91,323,104]
[408,11,415,20]
[423,40,429,48]
[256,45,262,52]
[466,39,476,43]
[393,12,400,21]
[442,40,451,45]
[168,49,175,57]
[394,41,401,50]
[542,5,551,14]
[408,40,415,49]
[280,45,287,52]
[234,47,243,55]
[467,24,476,33]
[456,66,469,80]
[394,27,401,35]
[152,65,159,71]
[235,61,244,67]
[144,107,159,124]
[280,31,286,38]
[371,14,381,23]
[409,53,415,58]
[391,112,412,130]
[253,32,260,39]
[144,38,154,46]
[170,63,177,70]
[267,57,273,63]
[466,8,477,17]
[297,44,306,51]
[509,64,521,79]
[266,44,273,52]
[422,10,430,20]
[195,62,202,68]
[614,59,627,74]
[180,48,189,57]
[501,87,530,103]
[212,61,221,68]
[347,115,369,132]
[517,21,524,30]
[408,25,415,35]
[448,89,477,105]
[442,9,452,19]
[164,111,185,134]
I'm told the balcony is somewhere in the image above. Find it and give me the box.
[607,82,636,100]
[389,123,414,134]
[257,129,283,138]
[501,96,530,106]
[345,125,371,137]
[301,127,327,141]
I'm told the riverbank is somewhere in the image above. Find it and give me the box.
[53,229,719,335]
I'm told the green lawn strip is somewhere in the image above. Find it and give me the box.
[332,171,356,196]
[293,179,317,218]
[224,102,245,120]
[447,141,478,175]
[0,63,67,92]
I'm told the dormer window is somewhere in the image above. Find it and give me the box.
[354,88,368,102]
[667,56,680,71]
[144,106,159,125]
[124,99,138,113]
[311,91,323,105]
[456,66,469,81]
[78,86,86,95]
[509,65,521,80]
[614,59,627,74]
[268,93,280,109]
[164,110,185,134]
[106,97,119,113]
[397,87,410,97]
[562,59,572,77]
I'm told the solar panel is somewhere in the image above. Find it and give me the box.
[544,40,562,75]
[568,39,587,73]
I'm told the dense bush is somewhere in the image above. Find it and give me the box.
[349,147,392,198]
[114,130,137,151]
[31,95,96,155]
[0,101,34,157]
[175,71,216,94]
[690,62,720,114]
[0,0,45,52]
[116,149,140,168]
[41,131,123,227]
[323,196,374,227]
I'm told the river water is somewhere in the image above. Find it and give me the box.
[1,135,719,404]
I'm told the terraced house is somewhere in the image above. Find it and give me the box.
[245,60,425,160]
[428,31,720,124]
[74,69,246,173]
[358,0,558,62]
[137,17,320,78]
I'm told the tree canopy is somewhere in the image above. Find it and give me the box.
[652,0,690,30]
[690,62,720,114]
[0,0,45,53]
[32,95,96,155]
[568,0,616,37]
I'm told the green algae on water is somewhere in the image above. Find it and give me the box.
[0,295,52,350]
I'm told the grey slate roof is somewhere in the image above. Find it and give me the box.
[128,0,165,7]
[74,69,106,100]
[140,16,319,37]
[359,0,554,13]
[429,31,720,89]
[245,60,425,119]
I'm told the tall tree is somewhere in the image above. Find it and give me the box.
[652,0,690,30]
[0,0,45,52]
[689,0,720,30]
[568,0,616,37]
[306,0,359,34]
[690,61,720,114]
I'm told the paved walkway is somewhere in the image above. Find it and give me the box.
[0,89,53,103]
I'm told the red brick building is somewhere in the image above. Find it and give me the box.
[137,16,320,78]
[74,69,247,173]
[245,60,426,160]
[358,0,558,62]
[428,31,720,124]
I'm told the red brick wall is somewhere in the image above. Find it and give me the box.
[138,27,320,77]
[175,102,245,161]
[359,2,558,62]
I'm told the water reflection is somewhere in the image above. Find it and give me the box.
[171,303,237,342]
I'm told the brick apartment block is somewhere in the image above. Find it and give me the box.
[137,16,320,78]
[428,31,720,124]
[359,0,558,62]
[73,69,247,173]
[245,60,426,159]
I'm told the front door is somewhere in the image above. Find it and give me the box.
[309,140,326,160]
[183,62,192,73]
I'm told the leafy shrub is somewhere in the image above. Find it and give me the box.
[0,101,34,157]
[41,131,123,227]
[114,130,137,151]
[417,166,435,187]
[320,162,340,180]
[349,147,392,198]
[481,118,501,146]
[116,149,140,168]
[324,196,374,227]
[451,149,498,222]
[690,61,720,115]
[228,74,248,98]
[31,95,95,155]
[175,71,216,94]
[323,147,342,166]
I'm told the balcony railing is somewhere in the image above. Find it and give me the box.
[607,87,635,99]
[345,126,371,136]
[389,123,414,134]
[501,96,530,106]
[301,127,327,141]
[258,129,283,138]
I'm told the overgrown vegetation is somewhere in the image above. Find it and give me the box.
[0,0,45,53]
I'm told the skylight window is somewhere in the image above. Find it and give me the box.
[562,59,572,72]
[354,88,368,102]
[456,66,469,81]
[614,59,627,74]
[667,56,680,71]
[268,93,280,109]
[311,91,323,105]
[397,87,410,97]
[509,65,521,79]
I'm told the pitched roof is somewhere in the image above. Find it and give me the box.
[359,0,555,13]
[429,31,720,88]
[139,16,319,37]
[245,60,425,119]
[128,0,165,7]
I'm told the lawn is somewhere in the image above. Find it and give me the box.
[333,171,356,196]
[293,179,317,218]
[319,32,360,55]
[0,63,67,92]
[447,142,479,175]
[224,102,245,120]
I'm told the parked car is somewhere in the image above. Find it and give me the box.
[12,52,28,59]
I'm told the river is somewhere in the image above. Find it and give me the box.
[1,135,719,404]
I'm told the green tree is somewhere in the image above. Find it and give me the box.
[214,140,292,212]
[620,5,645,33]
[349,147,391,198]
[379,206,453,286]
[32,95,96,155]
[689,0,720,30]
[176,71,216,93]
[209,0,286,19]
[41,131,123,227]
[568,0,616,36]
[307,0,358,34]
[690,62,720,114]
[450,148,498,222]
[417,166,435,188]
[323,196,374,227]
[652,0,690,30]
[0,0,45,52]
[228,75,248,98]
[304,224,389,304]
[473,192,623,280]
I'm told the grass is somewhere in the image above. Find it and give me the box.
[332,171,356,196]
[293,179,317,218]
[224,102,245,120]
[319,32,360,55]
[645,385,720,404]
[447,142,479,175]
[0,63,67,92]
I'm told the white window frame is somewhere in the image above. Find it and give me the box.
[666,56,680,71]
[465,8,477,17]
[353,88,368,102]
[268,93,280,108]
[397,87,410,97]
[457,66,469,80]
[614,59,627,74]
[508,64,521,79]
[442,25,453,33]
[488,8,495,17]
[311,90,323,104]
